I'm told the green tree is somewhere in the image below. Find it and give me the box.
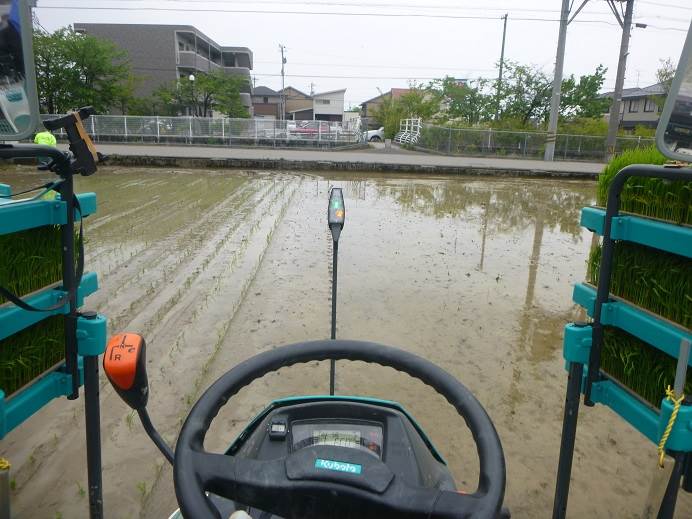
[559,65,609,119]
[154,70,249,118]
[435,77,493,125]
[33,27,133,114]
[478,61,609,127]
[372,86,439,138]
[496,61,553,126]
[653,57,675,110]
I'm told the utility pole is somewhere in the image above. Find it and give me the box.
[544,0,591,161]
[279,44,287,120]
[605,0,635,160]
[494,13,508,120]
[544,0,571,161]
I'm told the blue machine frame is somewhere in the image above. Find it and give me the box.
[0,189,107,439]
[553,165,692,519]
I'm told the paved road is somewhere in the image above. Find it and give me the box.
[88,143,605,175]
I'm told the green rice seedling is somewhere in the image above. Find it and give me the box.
[588,242,691,329]
[596,146,691,225]
[601,327,692,408]
[0,225,83,304]
[0,226,63,303]
[0,315,64,397]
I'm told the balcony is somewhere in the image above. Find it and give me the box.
[222,47,253,69]
[177,51,222,72]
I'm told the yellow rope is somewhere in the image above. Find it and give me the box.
[657,386,685,468]
[0,457,9,471]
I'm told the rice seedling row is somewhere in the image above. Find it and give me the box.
[601,327,692,408]
[588,241,691,329]
[0,315,64,397]
[590,146,692,406]
[596,146,692,225]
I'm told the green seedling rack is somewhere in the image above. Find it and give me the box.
[0,107,107,519]
[0,190,105,437]
[553,165,692,519]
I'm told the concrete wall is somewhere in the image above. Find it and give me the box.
[283,87,312,114]
[253,103,280,118]
[74,24,178,98]
[313,91,345,118]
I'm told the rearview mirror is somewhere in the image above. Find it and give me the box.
[656,20,692,161]
[0,0,39,140]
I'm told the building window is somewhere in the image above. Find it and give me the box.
[263,96,269,104]
[316,99,330,105]
[628,99,639,113]
[644,97,657,112]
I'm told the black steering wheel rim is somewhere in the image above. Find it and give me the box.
[174,339,506,518]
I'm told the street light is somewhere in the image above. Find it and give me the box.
[188,74,196,117]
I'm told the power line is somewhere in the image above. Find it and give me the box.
[129,65,491,80]
[65,0,692,13]
[30,4,625,25]
[253,60,497,72]
[35,4,691,30]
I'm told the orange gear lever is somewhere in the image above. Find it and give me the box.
[104,333,149,410]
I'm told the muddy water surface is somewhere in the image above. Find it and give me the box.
[1,166,689,518]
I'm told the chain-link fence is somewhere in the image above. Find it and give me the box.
[418,124,656,161]
[39,115,363,147]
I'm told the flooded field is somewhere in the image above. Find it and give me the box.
[1,166,689,518]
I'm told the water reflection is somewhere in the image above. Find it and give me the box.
[375,179,592,237]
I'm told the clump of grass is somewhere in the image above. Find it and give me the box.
[0,315,64,397]
[588,242,691,329]
[601,327,692,408]
[596,146,691,225]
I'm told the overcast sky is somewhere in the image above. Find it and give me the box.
[34,0,691,108]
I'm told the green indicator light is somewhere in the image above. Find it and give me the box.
[331,200,341,209]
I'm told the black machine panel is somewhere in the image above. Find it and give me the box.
[229,399,455,495]
[291,421,384,459]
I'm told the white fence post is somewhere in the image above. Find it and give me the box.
[189,116,193,142]
[123,116,128,139]
[156,115,160,142]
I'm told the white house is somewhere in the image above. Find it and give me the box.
[313,89,346,122]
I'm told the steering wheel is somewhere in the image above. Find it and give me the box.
[174,340,506,518]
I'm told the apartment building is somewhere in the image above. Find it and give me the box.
[73,23,254,112]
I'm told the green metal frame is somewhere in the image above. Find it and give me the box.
[561,202,692,452]
[0,185,105,439]
[581,206,692,259]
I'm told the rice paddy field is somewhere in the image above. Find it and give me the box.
[0,165,690,518]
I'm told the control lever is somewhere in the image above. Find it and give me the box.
[43,106,100,176]
[104,333,174,464]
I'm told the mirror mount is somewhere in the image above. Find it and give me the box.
[655,20,692,161]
